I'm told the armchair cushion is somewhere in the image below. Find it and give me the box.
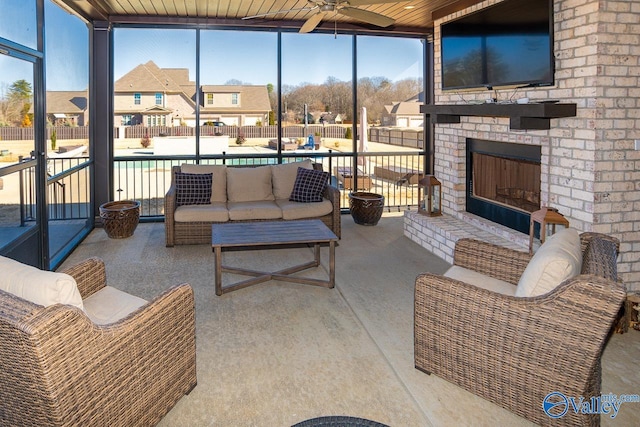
[0,255,83,310]
[82,285,148,325]
[175,172,213,206]
[444,265,516,296]
[515,228,582,297]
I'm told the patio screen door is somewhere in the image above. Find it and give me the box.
[0,52,46,267]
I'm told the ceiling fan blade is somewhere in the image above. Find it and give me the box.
[347,0,406,5]
[338,7,395,27]
[243,6,316,20]
[299,12,325,33]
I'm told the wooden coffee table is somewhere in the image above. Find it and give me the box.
[212,219,338,295]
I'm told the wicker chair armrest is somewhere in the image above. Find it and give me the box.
[414,272,625,426]
[165,172,178,247]
[453,238,532,285]
[60,257,107,298]
[580,231,620,254]
[30,283,196,425]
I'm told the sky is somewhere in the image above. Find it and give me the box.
[1,0,423,92]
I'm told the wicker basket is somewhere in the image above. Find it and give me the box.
[349,192,385,226]
[99,200,141,239]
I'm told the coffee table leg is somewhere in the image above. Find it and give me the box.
[329,240,335,288]
[214,246,222,296]
[314,243,320,266]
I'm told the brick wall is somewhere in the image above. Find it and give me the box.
[430,0,640,290]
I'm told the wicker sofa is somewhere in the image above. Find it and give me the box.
[0,256,196,426]
[414,231,625,426]
[164,160,341,246]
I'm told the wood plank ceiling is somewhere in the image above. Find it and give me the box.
[56,0,483,36]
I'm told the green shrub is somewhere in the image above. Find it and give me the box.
[50,129,57,151]
[344,127,352,140]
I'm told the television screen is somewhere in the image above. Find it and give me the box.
[441,0,554,90]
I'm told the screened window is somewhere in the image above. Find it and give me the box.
[121,114,132,125]
[155,92,162,105]
[207,93,213,105]
[134,93,141,105]
[231,93,238,105]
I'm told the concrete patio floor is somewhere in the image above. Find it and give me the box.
[60,212,640,426]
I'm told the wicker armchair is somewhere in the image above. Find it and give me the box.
[414,233,625,426]
[0,257,197,427]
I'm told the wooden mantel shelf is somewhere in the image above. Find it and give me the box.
[420,103,577,130]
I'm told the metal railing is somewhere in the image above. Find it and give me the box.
[3,151,424,227]
[113,151,425,217]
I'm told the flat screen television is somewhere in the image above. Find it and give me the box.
[440,0,554,91]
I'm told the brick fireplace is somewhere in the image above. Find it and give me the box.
[403,0,640,290]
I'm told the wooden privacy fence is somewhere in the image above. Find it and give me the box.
[1,125,423,148]
[0,126,89,141]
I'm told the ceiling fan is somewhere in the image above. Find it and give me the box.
[242,0,402,33]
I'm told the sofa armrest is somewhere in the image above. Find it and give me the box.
[323,183,341,239]
[31,283,197,426]
[453,238,531,285]
[414,272,625,426]
[60,257,107,299]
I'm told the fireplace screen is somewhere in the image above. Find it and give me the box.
[472,152,541,213]
[466,138,542,234]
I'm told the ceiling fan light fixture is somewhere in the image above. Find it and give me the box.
[320,4,335,12]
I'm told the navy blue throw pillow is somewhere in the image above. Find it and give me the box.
[175,172,213,206]
[289,167,328,203]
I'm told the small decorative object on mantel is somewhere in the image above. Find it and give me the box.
[528,206,570,254]
[418,175,442,217]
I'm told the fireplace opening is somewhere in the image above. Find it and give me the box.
[466,139,541,234]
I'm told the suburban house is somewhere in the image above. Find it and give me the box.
[381,99,423,127]
[113,60,271,127]
[381,92,424,127]
[45,91,88,126]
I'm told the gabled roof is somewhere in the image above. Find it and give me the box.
[46,91,88,113]
[384,101,421,115]
[143,105,173,113]
[114,60,191,93]
[200,85,271,112]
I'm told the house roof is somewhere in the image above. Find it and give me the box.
[201,85,271,113]
[384,100,422,115]
[114,61,191,93]
[46,91,88,114]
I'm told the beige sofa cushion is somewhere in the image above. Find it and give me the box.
[82,286,147,325]
[227,166,275,202]
[270,160,313,199]
[0,255,84,310]
[175,202,229,222]
[227,201,282,221]
[444,265,516,296]
[180,164,227,202]
[276,199,333,220]
[515,228,582,297]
